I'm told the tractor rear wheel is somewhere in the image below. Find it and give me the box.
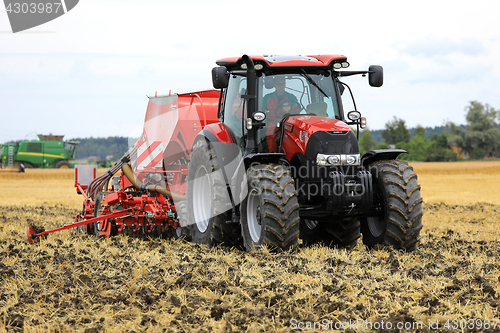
[240,164,300,252]
[360,160,423,251]
[187,140,239,247]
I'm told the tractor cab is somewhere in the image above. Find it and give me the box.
[213,55,382,159]
[222,70,343,154]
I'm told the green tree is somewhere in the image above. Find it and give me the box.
[448,101,500,159]
[398,126,432,161]
[359,128,375,155]
[398,126,457,162]
[426,132,457,161]
[382,116,411,145]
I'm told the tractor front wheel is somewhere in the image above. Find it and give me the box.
[360,160,423,251]
[300,217,360,248]
[240,164,300,252]
[322,217,360,248]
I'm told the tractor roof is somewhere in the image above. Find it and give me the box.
[216,55,348,71]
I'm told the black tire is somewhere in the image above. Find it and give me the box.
[92,193,118,238]
[93,193,103,237]
[322,217,360,248]
[75,214,86,235]
[360,160,423,251]
[187,140,240,247]
[240,164,300,252]
[299,219,321,246]
[300,217,360,248]
[55,160,72,169]
[75,204,93,235]
[173,200,191,241]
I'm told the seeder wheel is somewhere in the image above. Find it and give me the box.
[93,193,112,238]
[75,214,87,235]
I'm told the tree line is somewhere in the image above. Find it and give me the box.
[359,101,500,161]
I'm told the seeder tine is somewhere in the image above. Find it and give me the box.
[27,227,38,244]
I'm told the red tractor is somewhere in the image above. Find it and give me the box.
[186,55,422,252]
[27,54,422,253]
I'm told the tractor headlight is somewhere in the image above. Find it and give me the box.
[253,111,266,122]
[316,153,360,166]
[345,155,358,165]
[327,155,340,165]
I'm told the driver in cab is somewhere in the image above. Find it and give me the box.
[263,76,300,152]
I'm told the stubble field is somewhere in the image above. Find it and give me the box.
[0,161,499,332]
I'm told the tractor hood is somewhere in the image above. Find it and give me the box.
[285,116,351,136]
[281,116,359,162]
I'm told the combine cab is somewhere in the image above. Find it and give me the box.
[27,55,423,253]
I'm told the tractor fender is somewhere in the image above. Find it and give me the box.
[361,149,407,168]
[192,123,242,186]
[190,123,243,211]
[229,152,288,208]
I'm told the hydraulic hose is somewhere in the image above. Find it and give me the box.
[85,145,138,200]
[122,163,186,201]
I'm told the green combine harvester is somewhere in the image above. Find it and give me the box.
[0,135,79,171]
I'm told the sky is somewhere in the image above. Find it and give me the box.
[0,0,499,143]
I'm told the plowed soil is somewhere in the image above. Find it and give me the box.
[1,164,500,332]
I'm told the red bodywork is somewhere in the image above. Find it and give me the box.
[102,90,223,235]
[216,55,348,69]
[135,90,221,195]
[281,116,351,160]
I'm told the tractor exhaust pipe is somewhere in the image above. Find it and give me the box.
[242,55,258,155]
[121,163,186,201]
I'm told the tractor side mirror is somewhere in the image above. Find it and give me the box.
[368,65,383,87]
[212,66,229,89]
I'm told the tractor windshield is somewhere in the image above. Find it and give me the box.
[222,71,341,152]
[259,72,340,120]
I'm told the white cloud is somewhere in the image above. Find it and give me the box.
[397,35,486,57]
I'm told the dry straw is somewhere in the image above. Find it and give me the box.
[0,162,499,332]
